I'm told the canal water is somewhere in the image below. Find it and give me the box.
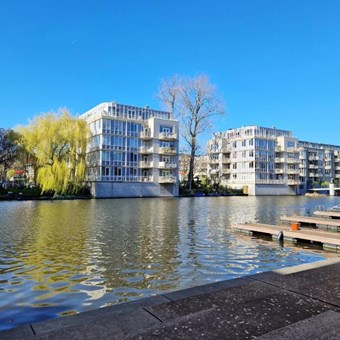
[1,196,339,330]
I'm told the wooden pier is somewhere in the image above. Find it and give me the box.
[280,215,340,231]
[231,222,340,251]
[314,210,340,219]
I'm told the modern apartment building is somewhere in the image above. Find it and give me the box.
[80,102,179,198]
[208,125,340,195]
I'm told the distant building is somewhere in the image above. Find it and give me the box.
[207,125,340,195]
[80,102,179,198]
[178,154,209,183]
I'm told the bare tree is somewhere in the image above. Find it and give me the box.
[158,75,225,190]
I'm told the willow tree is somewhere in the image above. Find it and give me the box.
[17,109,89,195]
[159,75,225,190]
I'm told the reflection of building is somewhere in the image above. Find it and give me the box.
[208,125,340,195]
[81,102,179,197]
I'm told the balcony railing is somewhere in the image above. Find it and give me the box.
[210,159,219,164]
[141,176,153,182]
[139,146,154,153]
[158,161,177,169]
[159,147,176,154]
[139,161,153,168]
[158,176,176,184]
[287,158,299,164]
[159,132,177,140]
[255,179,285,184]
[210,169,219,175]
[275,158,284,163]
[288,180,300,185]
[140,131,153,139]
[275,169,284,174]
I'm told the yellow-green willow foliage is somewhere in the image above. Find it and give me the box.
[17,109,89,195]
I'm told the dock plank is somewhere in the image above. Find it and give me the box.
[280,215,340,227]
[314,211,340,219]
[232,223,340,250]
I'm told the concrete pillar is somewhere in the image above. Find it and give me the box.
[329,183,335,196]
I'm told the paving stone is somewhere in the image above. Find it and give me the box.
[163,277,252,301]
[248,260,340,307]
[257,310,340,339]
[31,295,169,335]
[0,325,35,340]
[145,281,336,338]
[33,309,160,340]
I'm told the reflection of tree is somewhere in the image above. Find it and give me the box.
[10,201,96,299]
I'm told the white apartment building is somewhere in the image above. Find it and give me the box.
[208,125,340,195]
[80,102,179,198]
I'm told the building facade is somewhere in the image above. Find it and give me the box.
[208,125,340,195]
[81,102,179,198]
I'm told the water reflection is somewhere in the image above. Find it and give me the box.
[1,196,339,330]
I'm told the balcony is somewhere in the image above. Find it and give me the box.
[308,164,318,169]
[221,168,231,174]
[159,132,177,140]
[288,179,300,185]
[275,157,284,163]
[210,169,219,175]
[139,146,154,153]
[158,161,177,169]
[287,169,300,174]
[159,147,176,154]
[309,156,319,161]
[275,169,284,174]
[287,147,299,153]
[141,176,153,182]
[287,158,299,164]
[255,179,285,184]
[139,161,153,168]
[222,158,232,164]
[159,176,176,184]
[140,131,153,140]
[210,159,219,164]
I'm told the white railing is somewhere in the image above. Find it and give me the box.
[141,176,153,182]
[159,132,177,140]
[159,147,176,154]
[140,131,152,139]
[139,161,153,168]
[158,176,176,183]
[139,146,153,153]
[158,161,177,169]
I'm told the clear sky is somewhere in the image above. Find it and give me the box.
[1,0,339,147]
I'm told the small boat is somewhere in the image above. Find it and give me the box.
[330,206,340,212]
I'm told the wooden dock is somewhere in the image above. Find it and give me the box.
[314,210,340,219]
[280,215,340,231]
[231,223,340,251]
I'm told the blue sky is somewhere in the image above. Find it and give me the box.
[1,0,339,147]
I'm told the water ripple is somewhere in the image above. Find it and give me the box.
[1,196,338,330]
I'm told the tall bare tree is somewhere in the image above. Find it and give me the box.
[158,75,225,190]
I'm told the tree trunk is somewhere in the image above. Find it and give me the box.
[188,137,196,191]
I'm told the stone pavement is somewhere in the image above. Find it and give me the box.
[1,258,340,339]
